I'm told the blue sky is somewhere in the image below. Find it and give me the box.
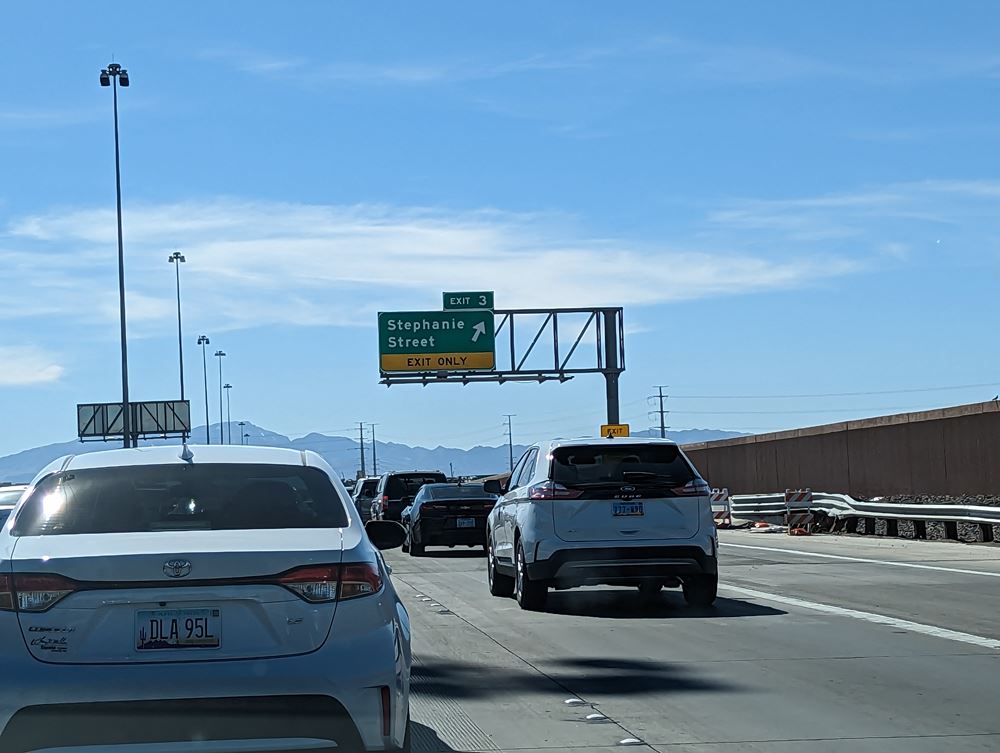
[3,1,1000,458]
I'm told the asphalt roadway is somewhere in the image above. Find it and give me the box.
[386,531,1000,753]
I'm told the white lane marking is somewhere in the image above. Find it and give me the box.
[721,584,1000,650]
[723,541,1000,579]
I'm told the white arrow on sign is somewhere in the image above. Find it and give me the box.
[471,322,487,343]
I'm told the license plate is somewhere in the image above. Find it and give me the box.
[456,517,476,528]
[612,501,644,517]
[136,608,221,651]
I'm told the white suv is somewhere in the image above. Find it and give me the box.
[485,438,718,611]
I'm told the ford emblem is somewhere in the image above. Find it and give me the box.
[163,559,192,578]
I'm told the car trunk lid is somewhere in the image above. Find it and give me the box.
[9,529,344,664]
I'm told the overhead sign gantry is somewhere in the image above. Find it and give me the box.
[377,292,626,424]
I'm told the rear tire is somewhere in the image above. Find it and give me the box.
[401,530,410,553]
[682,574,718,607]
[515,542,547,611]
[488,538,514,597]
[410,540,425,557]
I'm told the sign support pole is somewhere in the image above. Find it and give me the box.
[602,309,622,424]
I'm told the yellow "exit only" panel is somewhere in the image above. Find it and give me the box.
[381,352,495,372]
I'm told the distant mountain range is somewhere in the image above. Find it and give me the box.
[0,424,746,483]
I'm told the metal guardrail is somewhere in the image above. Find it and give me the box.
[731,493,1000,526]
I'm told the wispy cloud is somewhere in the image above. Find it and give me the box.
[0,346,64,386]
[4,198,856,335]
[706,179,1000,255]
[0,106,104,129]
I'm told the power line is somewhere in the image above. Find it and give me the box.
[669,382,1000,400]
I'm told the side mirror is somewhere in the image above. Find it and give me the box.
[483,478,506,495]
[366,520,407,550]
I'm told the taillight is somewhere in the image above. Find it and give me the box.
[381,495,389,511]
[339,562,382,600]
[277,563,382,603]
[528,481,584,500]
[278,565,339,603]
[674,479,711,497]
[0,574,77,612]
[0,574,13,611]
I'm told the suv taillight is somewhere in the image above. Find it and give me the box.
[0,573,78,612]
[381,495,389,511]
[277,564,382,603]
[528,481,584,500]
[674,479,711,497]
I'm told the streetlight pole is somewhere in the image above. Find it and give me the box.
[198,336,211,443]
[223,384,232,444]
[214,351,226,444]
[238,421,246,445]
[100,62,132,448]
[168,252,186,403]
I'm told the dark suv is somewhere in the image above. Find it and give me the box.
[372,471,447,521]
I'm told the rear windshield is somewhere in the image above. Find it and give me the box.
[551,445,696,486]
[425,483,493,501]
[12,463,349,536]
[386,473,447,498]
[357,479,379,496]
[0,509,12,526]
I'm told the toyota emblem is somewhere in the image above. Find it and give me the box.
[163,559,192,578]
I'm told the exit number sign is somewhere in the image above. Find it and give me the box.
[443,291,494,310]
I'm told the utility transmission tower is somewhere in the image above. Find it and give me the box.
[369,423,379,476]
[357,422,367,478]
[649,385,669,438]
[503,414,516,472]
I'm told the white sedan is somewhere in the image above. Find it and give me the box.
[0,444,411,752]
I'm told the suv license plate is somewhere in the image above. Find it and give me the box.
[457,517,476,528]
[612,502,644,517]
[136,608,221,650]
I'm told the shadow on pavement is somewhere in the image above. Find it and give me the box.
[411,721,461,752]
[544,591,785,619]
[415,548,485,559]
[411,654,739,701]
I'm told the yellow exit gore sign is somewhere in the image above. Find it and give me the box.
[600,423,630,438]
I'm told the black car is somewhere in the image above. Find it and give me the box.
[402,482,498,556]
[372,471,447,522]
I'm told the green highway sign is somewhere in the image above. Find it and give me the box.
[443,291,494,310]
[378,310,496,372]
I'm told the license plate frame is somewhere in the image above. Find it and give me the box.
[612,501,645,517]
[136,608,221,651]
[456,517,476,528]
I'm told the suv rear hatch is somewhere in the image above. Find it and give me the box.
[6,462,358,664]
[546,444,706,543]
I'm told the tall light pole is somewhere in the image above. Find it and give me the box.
[100,62,132,448]
[198,335,211,444]
[214,351,226,444]
[223,384,232,444]
[238,421,246,445]
[168,252,186,402]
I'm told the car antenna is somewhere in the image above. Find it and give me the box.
[179,443,194,463]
